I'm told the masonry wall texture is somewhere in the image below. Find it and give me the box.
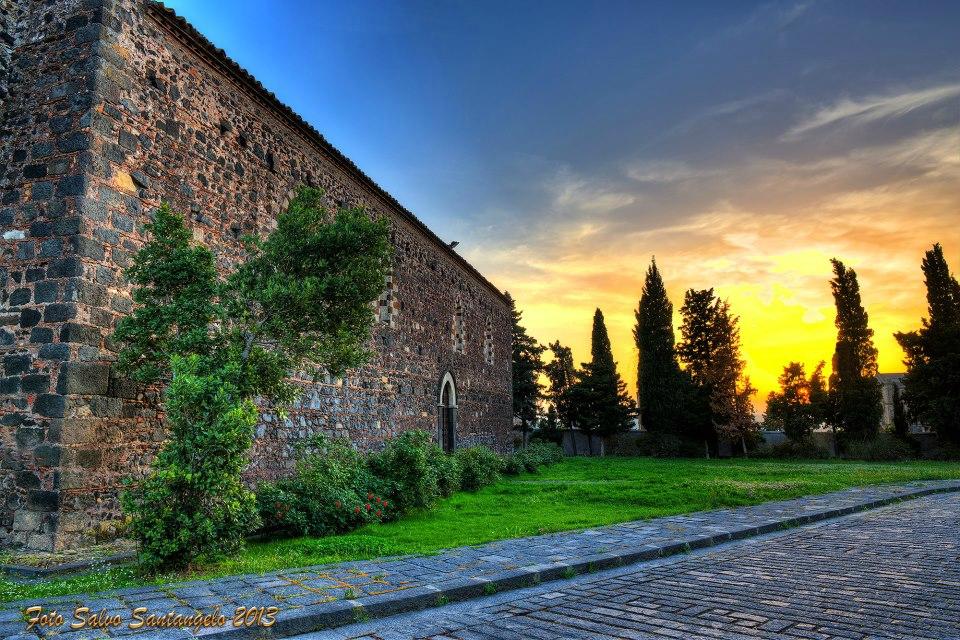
[0,0,513,551]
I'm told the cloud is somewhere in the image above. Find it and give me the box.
[784,82,960,140]
[461,121,959,409]
[550,174,637,212]
[626,160,716,183]
[699,1,815,50]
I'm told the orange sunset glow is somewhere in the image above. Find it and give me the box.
[464,121,960,407]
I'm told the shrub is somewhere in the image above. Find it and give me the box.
[518,449,540,473]
[754,438,830,459]
[257,436,392,537]
[367,430,443,512]
[525,442,565,465]
[844,432,915,461]
[502,443,564,476]
[455,446,504,491]
[428,446,462,498]
[502,454,524,476]
[121,356,261,572]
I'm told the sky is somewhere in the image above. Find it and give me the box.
[164,0,960,407]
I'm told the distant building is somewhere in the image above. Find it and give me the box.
[877,373,928,434]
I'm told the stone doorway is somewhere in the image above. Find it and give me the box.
[438,372,457,453]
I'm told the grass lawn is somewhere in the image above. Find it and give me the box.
[3,457,959,603]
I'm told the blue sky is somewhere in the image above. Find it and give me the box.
[164,0,960,399]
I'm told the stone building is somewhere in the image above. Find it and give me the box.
[0,0,513,551]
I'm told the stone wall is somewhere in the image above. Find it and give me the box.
[0,0,512,551]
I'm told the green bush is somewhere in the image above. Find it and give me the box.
[257,436,391,537]
[256,434,562,541]
[844,432,915,461]
[502,454,524,476]
[455,446,504,491]
[501,443,564,476]
[121,357,261,572]
[526,442,565,465]
[519,450,540,472]
[428,446,462,497]
[754,437,831,459]
[367,430,444,512]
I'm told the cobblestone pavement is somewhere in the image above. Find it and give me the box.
[316,492,960,640]
[2,481,957,639]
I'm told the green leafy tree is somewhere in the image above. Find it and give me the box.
[895,243,960,445]
[827,259,882,443]
[573,309,634,454]
[544,340,578,430]
[764,361,822,442]
[114,189,392,571]
[508,293,545,447]
[634,258,685,435]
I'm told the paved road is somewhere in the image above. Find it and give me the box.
[307,493,960,640]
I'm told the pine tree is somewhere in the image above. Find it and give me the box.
[508,293,545,447]
[677,289,716,385]
[827,259,882,443]
[634,258,685,434]
[895,244,960,445]
[677,289,755,454]
[707,300,756,452]
[545,340,578,430]
[573,309,634,454]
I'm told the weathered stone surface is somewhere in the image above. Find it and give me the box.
[352,491,960,640]
[56,362,110,395]
[0,0,511,551]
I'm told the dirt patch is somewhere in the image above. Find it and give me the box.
[0,539,135,569]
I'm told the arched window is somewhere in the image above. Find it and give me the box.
[438,372,457,452]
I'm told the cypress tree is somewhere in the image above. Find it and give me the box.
[808,360,830,428]
[634,258,684,434]
[827,259,882,442]
[575,309,634,453]
[895,244,960,445]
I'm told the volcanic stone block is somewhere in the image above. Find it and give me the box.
[33,394,65,418]
[56,362,110,395]
[33,445,61,467]
[59,322,101,345]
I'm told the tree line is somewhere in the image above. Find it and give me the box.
[763,244,960,452]
[512,243,960,456]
